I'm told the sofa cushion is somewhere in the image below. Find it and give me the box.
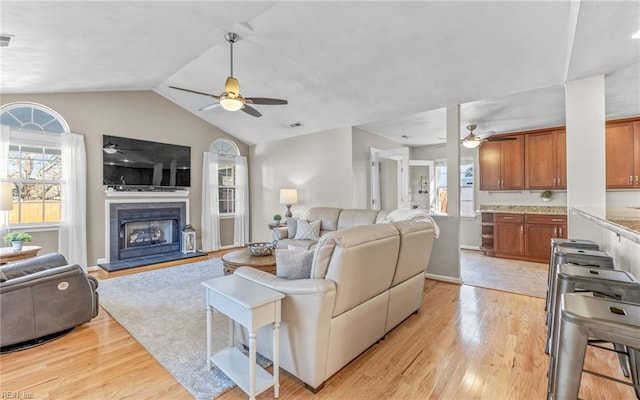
[275,248,314,280]
[337,209,380,231]
[0,253,68,282]
[308,207,341,233]
[294,220,321,240]
[286,217,298,238]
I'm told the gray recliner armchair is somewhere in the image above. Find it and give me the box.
[0,253,99,348]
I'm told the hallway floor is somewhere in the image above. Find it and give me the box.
[461,249,547,298]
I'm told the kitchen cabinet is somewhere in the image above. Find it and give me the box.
[606,121,640,188]
[494,214,524,258]
[492,213,566,262]
[479,136,524,190]
[524,215,567,261]
[525,129,566,189]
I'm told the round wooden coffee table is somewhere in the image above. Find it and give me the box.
[221,248,276,275]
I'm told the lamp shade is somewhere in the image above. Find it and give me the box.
[0,182,13,211]
[279,189,298,205]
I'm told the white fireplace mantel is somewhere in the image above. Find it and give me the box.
[98,198,190,265]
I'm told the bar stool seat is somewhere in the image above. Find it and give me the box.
[547,247,614,331]
[551,293,640,400]
[546,239,600,312]
[547,265,640,394]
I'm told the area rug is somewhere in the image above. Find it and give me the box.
[98,259,237,399]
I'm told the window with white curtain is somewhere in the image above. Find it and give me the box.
[210,139,240,216]
[1,102,69,228]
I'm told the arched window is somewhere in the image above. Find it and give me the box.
[210,138,239,156]
[1,102,70,133]
[209,139,240,214]
[1,102,69,226]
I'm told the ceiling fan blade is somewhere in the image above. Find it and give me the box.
[241,104,262,118]
[169,86,220,99]
[486,136,517,142]
[245,97,288,105]
[199,103,222,111]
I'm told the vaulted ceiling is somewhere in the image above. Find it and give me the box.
[2,1,639,146]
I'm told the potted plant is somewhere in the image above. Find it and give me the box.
[3,232,32,251]
[273,214,283,225]
[541,190,553,202]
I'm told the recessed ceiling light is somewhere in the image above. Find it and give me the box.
[0,34,15,48]
[288,121,303,128]
[633,29,640,39]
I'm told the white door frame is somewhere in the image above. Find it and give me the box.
[370,147,410,210]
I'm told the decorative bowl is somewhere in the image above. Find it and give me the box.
[247,241,277,256]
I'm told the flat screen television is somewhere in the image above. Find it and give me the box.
[103,135,191,190]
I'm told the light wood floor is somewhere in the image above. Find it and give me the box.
[1,280,634,399]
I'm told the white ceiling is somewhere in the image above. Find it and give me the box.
[1,1,639,146]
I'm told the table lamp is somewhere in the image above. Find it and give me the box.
[279,189,298,218]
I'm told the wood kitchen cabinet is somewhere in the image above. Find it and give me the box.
[524,215,567,261]
[525,129,566,189]
[606,120,640,188]
[492,213,566,262]
[479,136,524,190]
[493,214,525,258]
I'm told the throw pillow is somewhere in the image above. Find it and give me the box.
[275,248,314,279]
[294,219,321,240]
[286,217,298,238]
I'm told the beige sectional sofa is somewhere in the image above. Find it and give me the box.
[235,214,437,391]
[273,206,424,249]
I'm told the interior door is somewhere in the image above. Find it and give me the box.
[370,147,410,209]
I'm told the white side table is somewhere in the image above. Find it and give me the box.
[202,274,285,399]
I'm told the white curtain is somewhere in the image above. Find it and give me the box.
[201,152,221,251]
[233,156,249,247]
[58,133,87,268]
[0,125,9,238]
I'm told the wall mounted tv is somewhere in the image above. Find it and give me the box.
[103,135,191,191]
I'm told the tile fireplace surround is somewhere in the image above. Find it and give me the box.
[98,200,204,273]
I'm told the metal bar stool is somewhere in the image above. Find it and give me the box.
[547,265,640,394]
[546,239,600,313]
[550,293,640,400]
[546,247,614,335]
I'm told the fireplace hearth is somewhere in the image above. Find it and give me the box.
[98,200,206,274]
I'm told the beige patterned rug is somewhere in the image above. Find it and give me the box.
[98,259,236,399]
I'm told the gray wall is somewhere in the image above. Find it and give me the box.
[249,127,354,243]
[1,91,247,265]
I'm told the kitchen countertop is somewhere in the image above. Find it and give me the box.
[479,205,568,215]
[572,207,640,244]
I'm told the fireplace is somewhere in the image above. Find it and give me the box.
[107,201,187,263]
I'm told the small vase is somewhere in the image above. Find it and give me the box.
[542,197,552,202]
[11,240,23,251]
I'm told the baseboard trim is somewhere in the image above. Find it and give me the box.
[424,273,462,284]
[460,245,481,251]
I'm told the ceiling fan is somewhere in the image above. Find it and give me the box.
[461,124,516,148]
[169,32,288,118]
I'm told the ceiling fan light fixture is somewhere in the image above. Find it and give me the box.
[219,95,244,111]
[461,133,482,149]
[103,147,118,154]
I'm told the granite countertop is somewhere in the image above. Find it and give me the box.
[479,205,568,215]
[572,207,640,244]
